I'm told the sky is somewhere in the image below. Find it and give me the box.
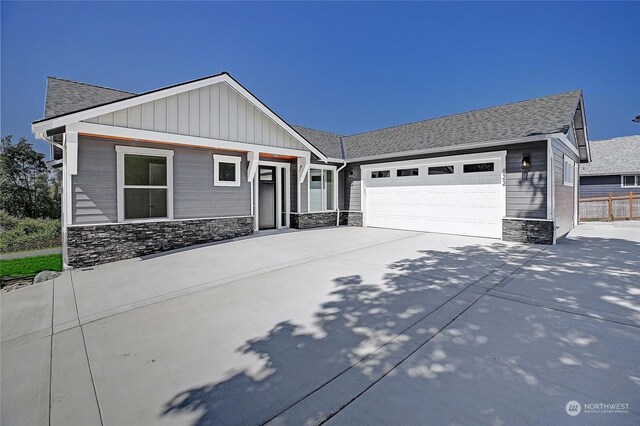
[2,1,639,157]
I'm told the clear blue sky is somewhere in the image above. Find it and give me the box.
[2,1,639,156]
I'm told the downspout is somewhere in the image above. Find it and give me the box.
[335,136,347,226]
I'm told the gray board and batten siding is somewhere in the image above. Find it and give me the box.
[83,81,309,152]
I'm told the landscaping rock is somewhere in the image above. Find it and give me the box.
[33,270,61,284]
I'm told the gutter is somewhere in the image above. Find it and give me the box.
[335,137,347,226]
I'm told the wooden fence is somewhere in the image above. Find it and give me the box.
[579,192,639,221]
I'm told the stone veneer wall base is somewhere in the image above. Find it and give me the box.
[502,218,554,244]
[67,216,254,268]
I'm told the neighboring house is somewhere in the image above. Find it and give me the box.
[579,135,640,198]
[32,72,591,267]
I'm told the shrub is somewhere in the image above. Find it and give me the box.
[0,210,61,253]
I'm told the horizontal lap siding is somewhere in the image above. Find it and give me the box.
[553,138,579,238]
[505,142,547,218]
[580,175,639,198]
[72,136,251,224]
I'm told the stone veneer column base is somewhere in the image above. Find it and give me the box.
[502,218,554,244]
[290,212,338,229]
[339,211,363,227]
[67,216,254,268]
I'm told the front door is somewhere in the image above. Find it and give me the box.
[258,166,276,230]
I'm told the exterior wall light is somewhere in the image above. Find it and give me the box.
[521,154,531,171]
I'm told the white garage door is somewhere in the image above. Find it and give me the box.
[363,152,506,239]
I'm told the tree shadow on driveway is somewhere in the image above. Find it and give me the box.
[161,236,640,425]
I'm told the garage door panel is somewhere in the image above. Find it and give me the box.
[364,154,505,239]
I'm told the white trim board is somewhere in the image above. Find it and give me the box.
[67,122,312,159]
[115,145,174,223]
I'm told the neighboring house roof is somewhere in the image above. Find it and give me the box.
[341,90,583,160]
[45,77,135,118]
[579,135,640,176]
[38,75,585,162]
[291,125,343,159]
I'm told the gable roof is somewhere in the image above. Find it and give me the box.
[34,73,329,161]
[579,135,640,176]
[44,77,135,119]
[291,125,343,159]
[35,75,586,163]
[341,90,583,160]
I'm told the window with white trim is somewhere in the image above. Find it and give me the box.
[563,155,575,187]
[116,146,173,221]
[309,168,335,211]
[621,175,640,188]
[213,154,241,187]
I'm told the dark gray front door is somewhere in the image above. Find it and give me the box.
[259,166,276,230]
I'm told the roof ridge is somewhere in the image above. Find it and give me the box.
[345,89,583,139]
[291,124,343,137]
[590,135,640,142]
[48,76,136,95]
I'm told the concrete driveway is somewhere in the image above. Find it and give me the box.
[2,223,639,425]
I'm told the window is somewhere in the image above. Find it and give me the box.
[428,165,454,175]
[214,154,241,187]
[116,146,173,222]
[563,155,575,187]
[259,167,274,182]
[309,168,336,211]
[622,175,640,187]
[463,162,494,173]
[397,168,419,177]
[371,170,390,179]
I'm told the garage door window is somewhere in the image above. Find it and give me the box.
[463,162,494,173]
[397,168,419,177]
[371,170,390,178]
[428,165,454,175]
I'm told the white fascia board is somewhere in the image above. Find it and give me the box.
[33,73,329,162]
[345,135,553,164]
[32,74,228,134]
[359,150,507,170]
[67,122,311,158]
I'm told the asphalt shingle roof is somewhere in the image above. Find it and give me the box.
[341,90,583,159]
[44,77,135,119]
[580,136,640,176]
[40,77,583,162]
[291,125,343,159]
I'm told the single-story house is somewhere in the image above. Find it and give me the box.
[579,135,640,198]
[32,72,591,268]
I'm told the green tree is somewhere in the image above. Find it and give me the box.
[0,135,60,219]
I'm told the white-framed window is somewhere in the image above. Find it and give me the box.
[563,155,575,187]
[621,175,640,188]
[309,166,336,212]
[116,146,174,222]
[371,170,390,178]
[213,154,241,187]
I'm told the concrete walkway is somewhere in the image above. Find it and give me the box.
[1,224,638,425]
